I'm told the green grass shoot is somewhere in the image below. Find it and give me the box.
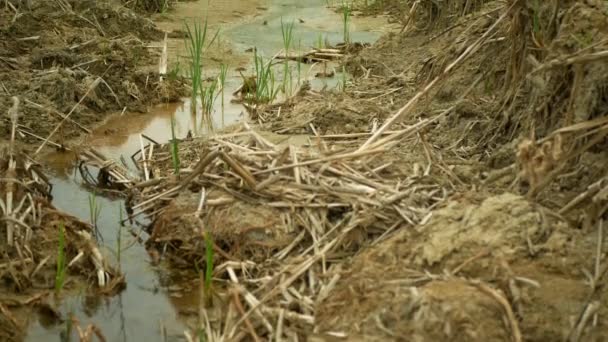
[280,18,295,95]
[184,20,219,111]
[297,39,302,85]
[200,78,218,117]
[170,115,180,175]
[316,33,324,49]
[252,50,279,104]
[342,2,352,45]
[88,192,102,228]
[218,64,228,126]
[55,222,67,293]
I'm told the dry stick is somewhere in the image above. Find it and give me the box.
[253,147,385,175]
[530,50,608,75]
[35,77,101,155]
[569,302,601,342]
[17,128,69,150]
[6,96,19,246]
[228,221,351,338]
[475,282,522,342]
[131,151,221,211]
[219,152,257,189]
[231,290,261,342]
[290,146,301,184]
[24,99,91,134]
[357,2,516,152]
[567,218,608,342]
[560,177,607,215]
[139,134,149,181]
[0,303,21,329]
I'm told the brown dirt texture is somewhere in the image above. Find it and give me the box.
[0,0,186,147]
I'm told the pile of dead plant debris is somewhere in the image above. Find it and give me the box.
[121,0,179,14]
[0,98,123,342]
[0,0,186,146]
[93,0,608,341]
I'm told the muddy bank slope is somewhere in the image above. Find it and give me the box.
[0,0,185,146]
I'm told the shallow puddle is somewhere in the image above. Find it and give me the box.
[27,1,389,340]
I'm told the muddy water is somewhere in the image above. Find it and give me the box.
[27,1,389,340]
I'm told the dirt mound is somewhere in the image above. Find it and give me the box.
[316,193,606,341]
[0,0,186,147]
[149,188,290,266]
[316,278,510,342]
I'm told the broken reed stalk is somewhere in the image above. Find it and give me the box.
[5,96,19,246]
[35,77,101,155]
[358,1,518,152]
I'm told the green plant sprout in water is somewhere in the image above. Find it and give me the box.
[170,115,180,175]
[280,18,295,95]
[218,63,228,125]
[184,20,219,113]
[55,222,67,294]
[297,39,302,85]
[252,50,279,104]
[200,78,218,117]
[316,33,324,49]
[342,2,352,45]
[88,192,102,228]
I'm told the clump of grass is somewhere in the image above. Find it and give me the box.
[185,21,206,105]
[341,3,352,45]
[185,20,218,112]
[316,33,324,49]
[201,78,218,117]
[55,222,67,294]
[280,18,295,95]
[170,116,180,175]
[88,193,102,228]
[297,39,302,85]
[252,50,279,104]
[341,2,352,45]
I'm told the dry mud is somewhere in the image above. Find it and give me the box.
[133,0,608,341]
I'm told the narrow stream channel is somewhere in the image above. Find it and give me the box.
[26,1,389,340]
